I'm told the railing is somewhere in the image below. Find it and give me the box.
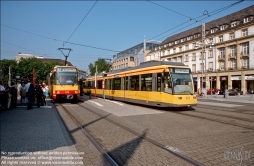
[218,54,225,61]
[228,52,237,58]
[240,51,249,58]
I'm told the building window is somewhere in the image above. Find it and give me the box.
[220,25,226,31]
[229,46,236,57]
[167,58,171,62]
[243,59,248,68]
[173,57,177,62]
[192,53,196,61]
[187,36,193,40]
[211,29,216,33]
[185,45,189,50]
[192,64,196,73]
[243,17,250,23]
[231,60,236,69]
[179,47,182,52]
[209,62,213,71]
[219,35,223,42]
[219,48,225,58]
[208,50,213,58]
[185,55,188,62]
[173,48,176,53]
[178,56,183,63]
[242,29,248,37]
[242,43,249,55]
[130,56,134,61]
[231,21,237,27]
[230,33,235,40]
[194,33,200,38]
[220,62,225,70]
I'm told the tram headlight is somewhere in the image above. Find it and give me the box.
[75,91,78,94]
[56,91,60,94]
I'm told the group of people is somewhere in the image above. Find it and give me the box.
[0,81,18,110]
[0,80,49,110]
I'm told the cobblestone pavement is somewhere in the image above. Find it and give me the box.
[79,95,254,166]
[0,101,85,166]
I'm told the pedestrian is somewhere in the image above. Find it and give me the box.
[35,82,44,108]
[24,79,31,98]
[27,83,35,110]
[0,81,6,109]
[5,83,11,110]
[10,82,17,108]
[40,84,46,106]
[20,81,26,104]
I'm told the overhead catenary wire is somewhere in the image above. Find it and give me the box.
[148,0,243,41]
[66,0,98,42]
[1,1,244,54]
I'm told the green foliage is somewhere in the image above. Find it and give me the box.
[88,58,110,76]
[0,57,62,84]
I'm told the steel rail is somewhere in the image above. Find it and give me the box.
[77,103,202,166]
[59,104,119,166]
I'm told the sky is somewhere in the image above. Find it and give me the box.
[1,1,253,73]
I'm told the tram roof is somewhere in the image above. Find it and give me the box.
[95,61,186,77]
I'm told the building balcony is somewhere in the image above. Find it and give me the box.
[240,51,249,59]
[218,54,225,61]
[228,53,237,60]
[217,67,225,71]
[241,66,248,69]
[207,68,214,72]
[228,67,237,70]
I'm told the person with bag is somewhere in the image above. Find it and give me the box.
[27,84,35,110]
[10,82,17,108]
[20,81,26,104]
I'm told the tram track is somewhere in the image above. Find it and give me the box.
[196,104,254,116]
[57,103,202,166]
[174,109,254,130]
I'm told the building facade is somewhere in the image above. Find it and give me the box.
[145,5,254,94]
[112,41,160,71]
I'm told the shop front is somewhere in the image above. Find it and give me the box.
[231,76,241,90]
[220,76,228,90]
[245,75,254,93]
[193,77,198,93]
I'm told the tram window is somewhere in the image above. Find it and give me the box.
[164,72,172,94]
[157,73,161,91]
[106,79,111,90]
[130,75,139,91]
[125,77,128,90]
[112,78,121,90]
[141,74,152,91]
[98,80,102,89]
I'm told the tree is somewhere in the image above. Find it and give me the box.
[0,59,17,83]
[0,57,62,84]
[88,58,110,76]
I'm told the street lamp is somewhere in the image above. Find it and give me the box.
[195,23,214,97]
[58,48,72,66]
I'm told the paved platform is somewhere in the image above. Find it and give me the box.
[0,100,84,166]
[198,94,254,104]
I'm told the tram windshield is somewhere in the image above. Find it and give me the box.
[56,72,78,85]
[171,73,194,95]
[164,71,194,95]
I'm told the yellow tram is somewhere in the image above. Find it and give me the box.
[48,66,80,102]
[83,61,197,107]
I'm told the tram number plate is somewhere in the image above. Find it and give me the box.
[66,95,73,99]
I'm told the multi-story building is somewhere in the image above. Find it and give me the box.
[112,40,160,71]
[145,5,254,94]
